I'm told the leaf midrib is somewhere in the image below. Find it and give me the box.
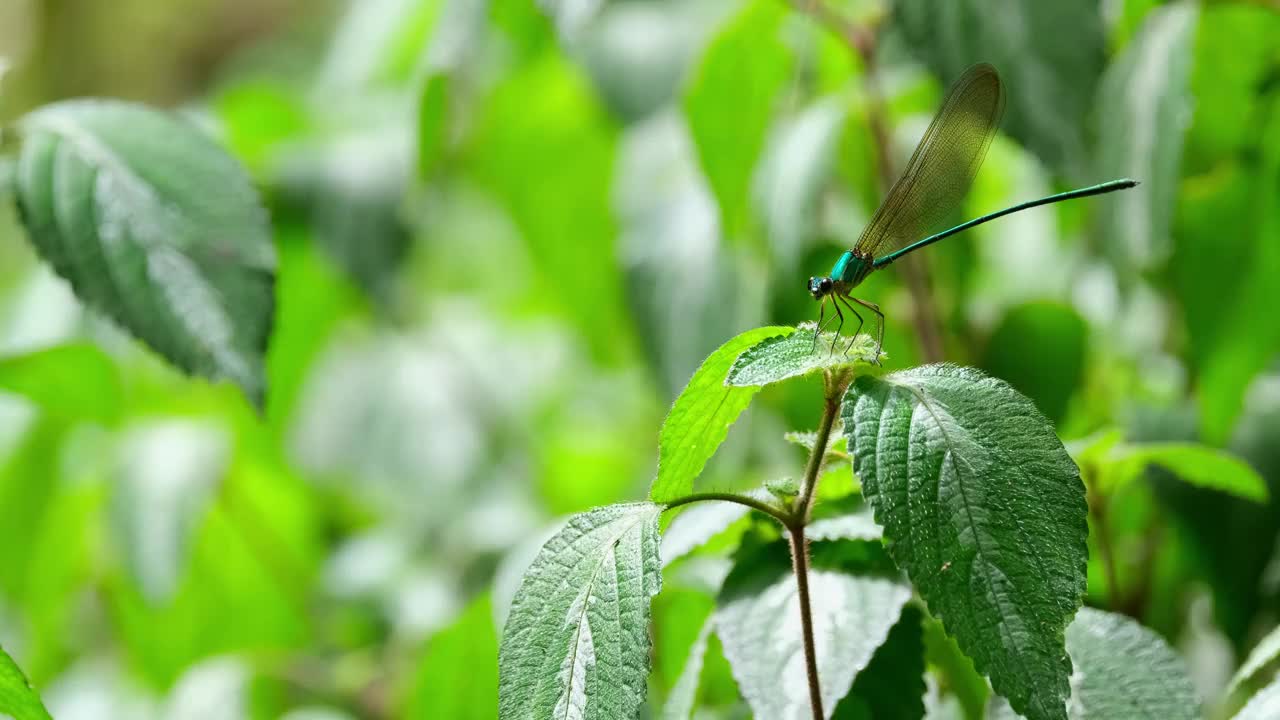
[547,511,651,720]
[895,379,1042,707]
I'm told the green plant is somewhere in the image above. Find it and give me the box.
[496,322,1272,720]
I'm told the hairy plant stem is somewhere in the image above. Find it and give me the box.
[665,372,853,720]
[664,491,793,526]
[788,523,824,720]
[786,377,845,720]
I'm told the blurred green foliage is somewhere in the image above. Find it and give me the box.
[0,0,1279,717]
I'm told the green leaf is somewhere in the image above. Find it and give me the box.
[725,324,879,388]
[766,477,800,500]
[683,0,791,239]
[1235,678,1280,720]
[407,593,498,720]
[989,608,1199,719]
[650,326,793,502]
[715,539,912,720]
[0,343,120,423]
[1094,1,1199,270]
[0,645,52,720]
[498,502,663,720]
[1228,624,1280,696]
[844,364,1087,720]
[833,604,926,720]
[12,100,276,406]
[1115,443,1268,503]
[894,0,1105,177]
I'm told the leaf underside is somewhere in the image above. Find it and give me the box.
[499,503,663,720]
[715,539,911,720]
[988,608,1199,719]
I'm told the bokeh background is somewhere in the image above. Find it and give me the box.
[0,0,1278,717]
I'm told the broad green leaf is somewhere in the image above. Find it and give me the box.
[407,593,498,720]
[1116,443,1268,503]
[684,0,791,240]
[989,608,1199,719]
[1228,624,1280,696]
[498,503,662,720]
[833,604,926,720]
[725,324,879,387]
[650,326,792,502]
[844,365,1087,720]
[661,616,713,720]
[894,0,1104,177]
[715,539,912,720]
[0,645,51,720]
[1094,1,1199,270]
[979,302,1087,426]
[0,343,120,423]
[12,100,276,405]
[1235,678,1280,720]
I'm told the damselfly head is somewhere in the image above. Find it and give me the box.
[808,276,833,299]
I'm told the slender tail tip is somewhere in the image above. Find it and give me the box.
[1119,178,1140,188]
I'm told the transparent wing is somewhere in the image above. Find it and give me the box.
[854,63,1005,259]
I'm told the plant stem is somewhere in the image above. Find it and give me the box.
[664,491,792,527]
[787,387,843,720]
[789,523,824,720]
[794,394,840,525]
